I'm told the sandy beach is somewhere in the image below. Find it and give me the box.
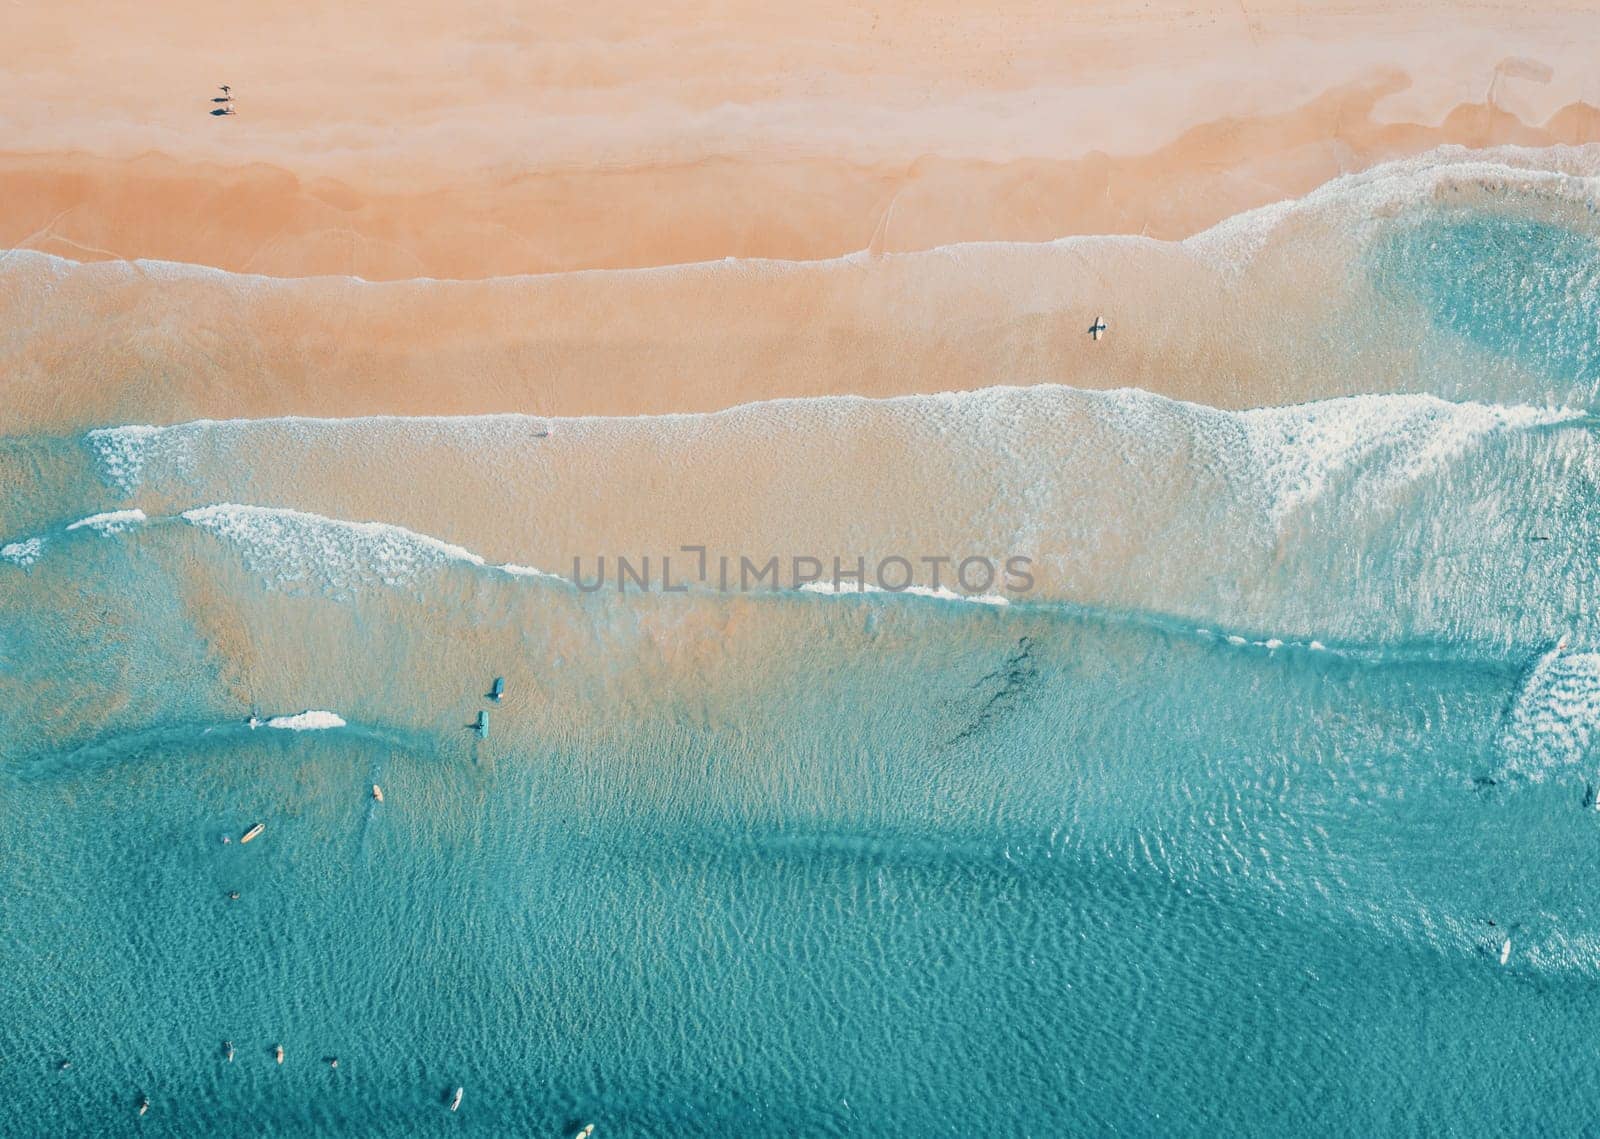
[11,8,1600,1132]
[2,2,1598,286]
[0,0,1595,434]
[2,137,1586,434]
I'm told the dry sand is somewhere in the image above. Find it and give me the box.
[2,2,1597,278]
[0,1,1594,429]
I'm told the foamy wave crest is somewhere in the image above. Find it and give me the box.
[1499,642,1600,779]
[180,504,563,595]
[16,383,1589,649]
[262,710,346,731]
[1234,396,1584,524]
[64,508,147,535]
[1187,145,1600,271]
[85,425,170,495]
[1,537,44,567]
[1194,627,1302,653]
[799,580,1010,607]
[3,509,146,564]
[83,388,1583,545]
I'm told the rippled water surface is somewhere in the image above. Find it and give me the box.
[8,158,1600,1135]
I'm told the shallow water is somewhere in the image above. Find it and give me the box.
[8,154,1600,1135]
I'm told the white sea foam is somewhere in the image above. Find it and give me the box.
[799,580,1010,607]
[89,386,1580,536]
[10,146,1599,302]
[264,710,346,731]
[85,415,553,496]
[64,508,148,534]
[1186,145,1600,272]
[1,538,44,567]
[2,512,147,571]
[1195,626,1328,654]
[1499,643,1600,779]
[182,504,490,592]
[85,425,167,495]
[1234,395,1584,525]
[180,504,562,594]
[53,382,1585,639]
[501,563,567,582]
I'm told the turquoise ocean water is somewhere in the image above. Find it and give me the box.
[7,159,1600,1135]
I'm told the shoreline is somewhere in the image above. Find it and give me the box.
[3,82,1598,280]
[4,1,1598,430]
[6,0,1600,281]
[1,145,1589,433]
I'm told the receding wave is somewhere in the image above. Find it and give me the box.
[3,501,1597,986]
[0,384,1588,647]
[11,148,1600,435]
[12,148,1600,1134]
[1499,641,1600,780]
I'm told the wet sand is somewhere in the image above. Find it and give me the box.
[0,1,1595,432]
[3,140,1584,435]
[6,74,1599,280]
